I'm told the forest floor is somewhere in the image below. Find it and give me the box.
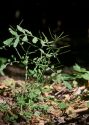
[0,65,89,125]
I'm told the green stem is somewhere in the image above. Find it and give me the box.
[15,48,21,59]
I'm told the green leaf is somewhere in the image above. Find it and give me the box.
[46,54,52,58]
[61,74,73,81]
[73,64,86,73]
[3,38,14,46]
[13,36,19,48]
[0,103,9,112]
[23,111,32,119]
[35,89,41,95]
[17,25,25,34]
[59,102,67,109]
[32,37,38,43]
[73,64,81,71]
[87,101,89,108]
[16,95,25,106]
[22,59,28,65]
[80,68,86,72]
[0,64,7,75]
[24,29,32,35]
[41,40,46,47]
[63,81,72,90]
[0,57,7,64]
[29,69,35,75]
[57,70,62,74]
[82,73,89,80]
[22,36,28,41]
[39,49,45,54]
[56,74,62,83]
[40,104,49,111]
[34,111,40,116]
[9,28,18,36]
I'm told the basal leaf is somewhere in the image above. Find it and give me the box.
[73,64,81,72]
[56,74,62,83]
[82,73,89,80]
[59,102,67,109]
[73,64,86,73]
[63,81,72,90]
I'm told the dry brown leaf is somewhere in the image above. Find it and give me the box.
[15,80,25,87]
[0,83,8,89]
[64,94,71,101]
[0,97,6,104]
[66,106,75,115]
[73,88,81,95]
[38,120,45,125]
[66,106,77,118]
[31,116,39,125]
[48,106,62,117]
[52,84,62,91]
[2,77,15,87]
[73,86,85,96]
[43,92,49,97]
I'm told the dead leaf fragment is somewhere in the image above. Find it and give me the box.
[52,84,62,91]
[38,120,45,125]
[0,83,7,89]
[48,106,62,117]
[64,94,70,101]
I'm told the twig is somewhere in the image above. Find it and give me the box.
[74,107,88,113]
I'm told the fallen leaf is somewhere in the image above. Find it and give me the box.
[48,106,62,117]
[0,83,7,89]
[64,94,70,101]
[73,87,81,95]
[52,84,62,91]
[0,97,6,103]
[66,106,75,115]
[66,106,76,118]
[43,92,49,97]
[38,120,45,125]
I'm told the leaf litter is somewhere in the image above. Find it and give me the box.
[0,66,89,124]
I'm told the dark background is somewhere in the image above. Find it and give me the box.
[0,0,89,66]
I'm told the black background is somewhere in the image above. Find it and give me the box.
[0,0,89,66]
